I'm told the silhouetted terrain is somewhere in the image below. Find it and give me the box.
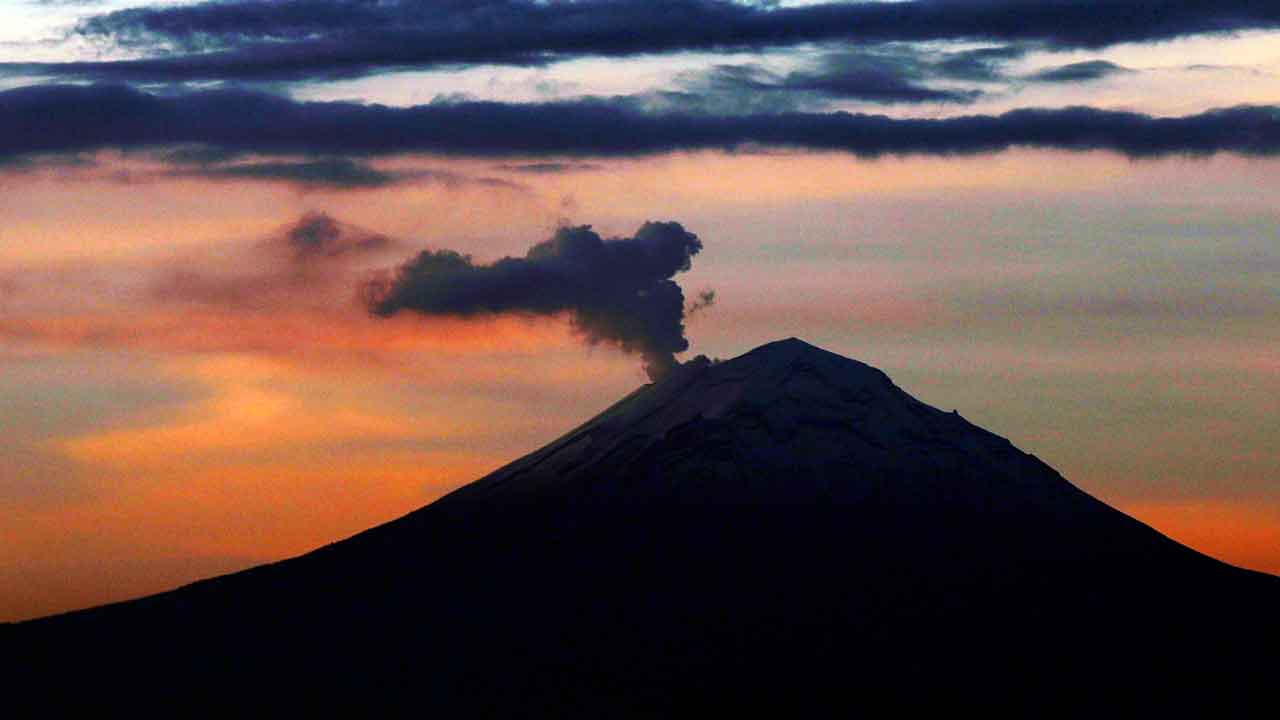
[8,339,1277,714]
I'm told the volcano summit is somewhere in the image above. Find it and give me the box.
[8,339,1277,713]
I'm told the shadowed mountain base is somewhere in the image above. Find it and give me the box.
[8,340,1276,714]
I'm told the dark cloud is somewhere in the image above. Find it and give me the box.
[644,64,808,115]
[672,49,986,109]
[365,222,705,381]
[783,50,982,104]
[1028,60,1133,83]
[935,45,1029,82]
[3,84,1279,162]
[7,1,1280,82]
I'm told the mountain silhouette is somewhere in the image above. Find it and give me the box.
[7,338,1277,713]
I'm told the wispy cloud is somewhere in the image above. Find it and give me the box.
[1028,60,1134,83]
[163,156,524,192]
[658,49,986,111]
[168,157,410,190]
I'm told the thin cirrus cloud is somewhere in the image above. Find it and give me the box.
[2,84,1279,165]
[162,156,526,192]
[657,45,1133,111]
[659,49,987,110]
[494,162,605,175]
[167,157,413,190]
[10,0,1280,82]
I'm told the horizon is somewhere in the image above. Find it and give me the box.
[3,0,1279,622]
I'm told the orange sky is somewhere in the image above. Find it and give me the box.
[2,150,1278,621]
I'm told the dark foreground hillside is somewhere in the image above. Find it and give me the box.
[8,339,1277,714]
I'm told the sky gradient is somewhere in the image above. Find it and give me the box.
[2,0,1278,621]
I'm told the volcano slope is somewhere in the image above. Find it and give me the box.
[8,339,1277,713]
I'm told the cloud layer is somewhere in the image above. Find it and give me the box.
[3,84,1279,164]
[11,0,1279,82]
[366,222,705,381]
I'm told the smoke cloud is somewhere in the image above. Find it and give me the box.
[365,222,704,381]
[149,212,399,310]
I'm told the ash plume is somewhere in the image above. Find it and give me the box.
[150,212,398,310]
[364,222,704,381]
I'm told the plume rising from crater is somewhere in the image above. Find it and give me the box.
[364,222,705,381]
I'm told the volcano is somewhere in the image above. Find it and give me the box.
[8,339,1277,713]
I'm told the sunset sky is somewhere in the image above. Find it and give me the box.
[2,1,1279,621]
